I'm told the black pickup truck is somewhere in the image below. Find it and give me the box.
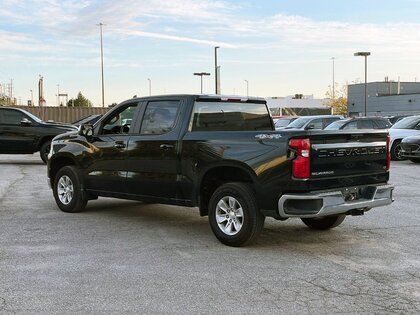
[0,107,77,162]
[48,95,394,246]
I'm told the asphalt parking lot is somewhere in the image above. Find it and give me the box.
[0,154,419,314]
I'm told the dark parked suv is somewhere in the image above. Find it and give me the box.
[0,107,77,162]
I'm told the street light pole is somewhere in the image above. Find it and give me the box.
[354,52,371,116]
[30,89,33,106]
[97,22,106,107]
[147,78,151,96]
[244,80,249,97]
[194,72,211,94]
[331,57,335,100]
[214,46,220,94]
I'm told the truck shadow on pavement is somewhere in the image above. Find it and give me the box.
[75,199,352,248]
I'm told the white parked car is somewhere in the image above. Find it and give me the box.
[389,115,420,160]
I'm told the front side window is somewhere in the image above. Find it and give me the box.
[306,118,323,130]
[101,103,138,135]
[140,101,180,135]
[343,121,358,130]
[191,101,272,131]
[1,109,28,125]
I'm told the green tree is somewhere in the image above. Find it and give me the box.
[324,83,348,116]
[67,92,93,107]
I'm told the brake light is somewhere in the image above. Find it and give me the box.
[289,138,311,179]
[386,135,391,170]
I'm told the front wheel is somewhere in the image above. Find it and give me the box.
[53,166,87,213]
[301,215,346,230]
[208,182,265,247]
[391,140,405,161]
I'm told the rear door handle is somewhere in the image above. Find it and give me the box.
[160,144,174,150]
[114,141,126,149]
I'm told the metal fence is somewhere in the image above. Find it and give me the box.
[9,105,110,123]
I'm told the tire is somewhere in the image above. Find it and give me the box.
[410,158,420,164]
[208,182,265,247]
[53,166,87,213]
[39,140,51,164]
[391,140,405,161]
[301,215,346,230]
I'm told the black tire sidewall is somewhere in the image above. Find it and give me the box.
[208,182,264,246]
[39,140,51,163]
[301,215,346,230]
[53,166,86,213]
[391,141,404,161]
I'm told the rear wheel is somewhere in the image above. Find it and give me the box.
[53,166,87,213]
[301,215,346,230]
[39,140,51,163]
[208,182,265,247]
[391,140,405,161]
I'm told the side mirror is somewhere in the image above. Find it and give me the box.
[78,124,94,137]
[416,124,420,130]
[20,118,32,126]
[305,124,315,130]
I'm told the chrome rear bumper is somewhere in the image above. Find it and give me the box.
[278,184,394,218]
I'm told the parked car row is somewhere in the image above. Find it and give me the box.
[271,114,420,164]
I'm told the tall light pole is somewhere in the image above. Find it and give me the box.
[214,46,220,94]
[331,57,335,100]
[147,78,151,96]
[97,22,106,107]
[244,80,249,97]
[354,51,371,116]
[30,89,33,106]
[194,72,211,93]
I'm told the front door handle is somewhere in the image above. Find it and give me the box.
[160,144,174,150]
[114,141,126,149]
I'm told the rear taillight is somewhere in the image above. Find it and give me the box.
[386,135,391,170]
[289,138,311,179]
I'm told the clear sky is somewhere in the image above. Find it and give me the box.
[1,0,420,106]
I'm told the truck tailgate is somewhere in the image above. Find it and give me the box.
[309,130,388,179]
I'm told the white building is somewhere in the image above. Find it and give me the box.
[266,94,332,116]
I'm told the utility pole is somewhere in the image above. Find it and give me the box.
[147,78,151,96]
[97,22,106,107]
[331,57,335,100]
[244,80,249,97]
[10,79,13,99]
[57,84,60,106]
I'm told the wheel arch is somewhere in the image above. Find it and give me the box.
[37,135,55,151]
[198,163,258,217]
[49,154,78,187]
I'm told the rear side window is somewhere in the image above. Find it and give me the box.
[358,120,374,129]
[374,119,391,129]
[141,101,180,135]
[191,101,272,131]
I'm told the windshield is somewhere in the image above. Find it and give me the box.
[275,118,294,128]
[391,116,420,129]
[22,110,43,123]
[285,117,312,129]
[324,120,348,130]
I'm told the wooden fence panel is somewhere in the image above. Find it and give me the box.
[10,106,110,123]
